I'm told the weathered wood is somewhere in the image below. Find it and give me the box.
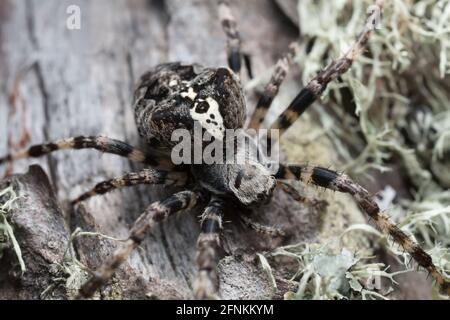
[0,0,305,299]
[0,165,69,299]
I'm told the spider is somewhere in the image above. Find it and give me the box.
[1,0,449,299]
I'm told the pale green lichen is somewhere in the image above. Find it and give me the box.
[265,241,408,300]
[294,0,450,177]
[0,186,25,274]
[258,0,450,300]
[41,227,126,299]
[295,0,450,295]
[257,253,278,295]
[41,228,90,299]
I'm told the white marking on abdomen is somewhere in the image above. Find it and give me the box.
[190,97,225,140]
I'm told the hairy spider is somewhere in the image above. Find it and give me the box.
[1,0,449,299]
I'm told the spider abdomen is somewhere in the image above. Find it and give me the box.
[132,62,246,152]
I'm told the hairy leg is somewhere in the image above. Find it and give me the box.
[239,215,285,237]
[193,197,225,299]
[247,43,296,130]
[77,190,201,299]
[71,169,188,204]
[218,0,242,74]
[277,180,327,210]
[276,163,450,295]
[0,135,172,169]
[268,3,382,138]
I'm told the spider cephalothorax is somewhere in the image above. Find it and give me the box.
[1,0,449,299]
[192,161,277,207]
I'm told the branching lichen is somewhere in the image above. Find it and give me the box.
[0,186,25,274]
[41,227,126,299]
[293,0,450,177]
[261,240,407,300]
[257,0,450,300]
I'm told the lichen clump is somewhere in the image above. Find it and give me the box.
[41,228,125,299]
[0,186,25,273]
[260,0,450,299]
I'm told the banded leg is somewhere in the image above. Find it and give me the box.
[71,169,188,204]
[77,190,201,299]
[0,135,171,169]
[193,197,225,299]
[219,0,242,74]
[247,43,296,130]
[243,53,253,79]
[240,215,285,237]
[277,180,327,210]
[268,3,382,137]
[276,164,450,295]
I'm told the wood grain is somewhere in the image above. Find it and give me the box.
[0,0,309,299]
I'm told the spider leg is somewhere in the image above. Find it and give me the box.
[268,3,381,138]
[77,190,201,299]
[71,169,188,204]
[239,215,285,237]
[277,180,327,210]
[0,135,172,169]
[218,0,242,74]
[276,163,450,295]
[193,196,225,299]
[243,53,253,79]
[247,43,296,130]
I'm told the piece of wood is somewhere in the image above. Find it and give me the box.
[0,165,69,299]
[0,0,430,300]
[0,0,307,299]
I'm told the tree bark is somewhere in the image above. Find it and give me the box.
[0,0,307,299]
